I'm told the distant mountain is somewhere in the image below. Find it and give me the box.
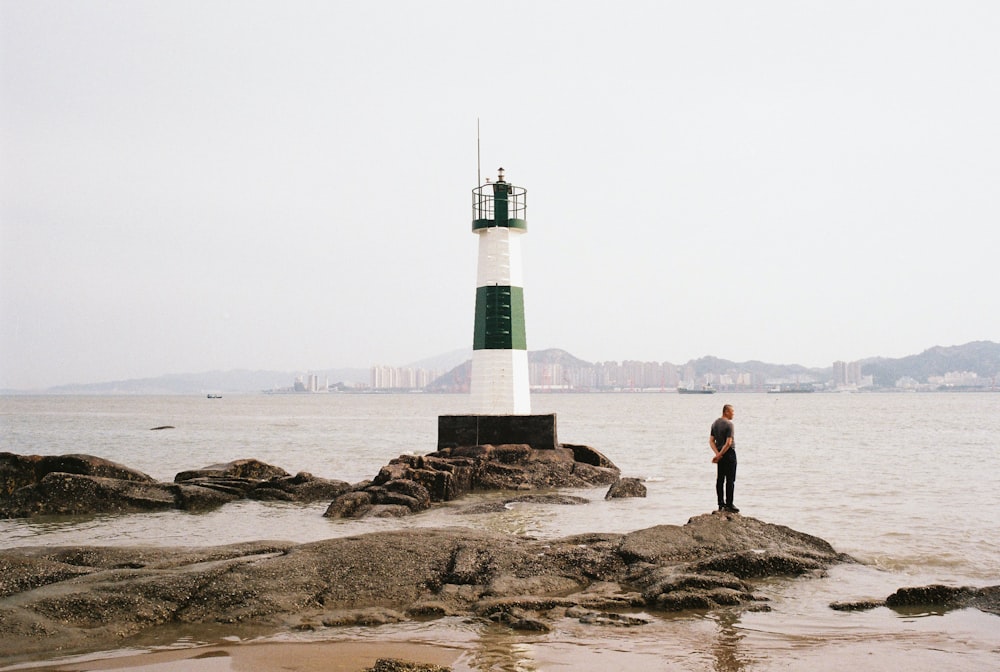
[10,341,997,395]
[682,356,824,381]
[531,348,592,369]
[861,341,1000,387]
[426,341,999,392]
[425,348,588,392]
[41,368,369,395]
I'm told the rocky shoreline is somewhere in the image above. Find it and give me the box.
[1,440,621,520]
[3,449,998,667]
[2,511,845,662]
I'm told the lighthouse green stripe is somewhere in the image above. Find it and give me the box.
[473,285,526,350]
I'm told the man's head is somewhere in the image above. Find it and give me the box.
[722,404,734,419]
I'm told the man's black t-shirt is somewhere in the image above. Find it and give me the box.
[710,417,735,456]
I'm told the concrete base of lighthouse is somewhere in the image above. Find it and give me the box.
[438,414,558,451]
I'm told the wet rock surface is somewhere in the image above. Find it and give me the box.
[2,444,616,520]
[831,584,1000,615]
[0,513,850,662]
[0,455,351,518]
[324,443,620,519]
[365,660,452,672]
[1,453,156,496]
[605,477,647,499]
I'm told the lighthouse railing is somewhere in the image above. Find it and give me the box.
[472,183,527,230]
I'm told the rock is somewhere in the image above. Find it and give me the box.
[1,452,155,498]
[564,444,619,469]
[830,584,1000,616]
[0,554,94,598]
[368,504,416,518]
[575,610,650,627]
[0,516,849,661]
[460,493,590,515]
[326,443,619,519]
[248,472,352,503]
[321,608,408,627]
[1,455,350,519]
[688,550,826,579]
[619,514,846,565]
[605,477,647,499]
[171,482,245,511]
[1,473,179,518]
[174,459,291,483]
[830,599,886,611]
[884,584,1000,615]
[324,491,373,518]
[364,660,452,672]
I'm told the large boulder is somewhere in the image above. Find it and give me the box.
[1,452,155,498]
[605,477,647,499]
[0,473,178,518]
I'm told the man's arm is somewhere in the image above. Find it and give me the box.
[710,434,732,463]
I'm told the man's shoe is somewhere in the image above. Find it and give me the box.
[718,504,726,511]
[725,505,740,513]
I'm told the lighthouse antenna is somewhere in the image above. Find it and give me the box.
[476,118,481,187]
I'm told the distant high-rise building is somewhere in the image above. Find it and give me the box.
[833,361,848,386]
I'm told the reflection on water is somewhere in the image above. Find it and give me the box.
[468,625,544,672]
[708,611,748,672]
[88,653,233,672]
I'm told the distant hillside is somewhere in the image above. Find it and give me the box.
[42,368,369,395]
[12,341,997,395]
[426,342,999,392]
[426,349,831,392]
[683,356,825,381]
[862,341,1000,387]
[425,348,588,392]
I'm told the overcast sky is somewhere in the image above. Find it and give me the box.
[1,1,998,389]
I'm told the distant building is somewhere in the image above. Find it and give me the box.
[834,360,868,389]
[370,365,442,391]
[293,374,327,392]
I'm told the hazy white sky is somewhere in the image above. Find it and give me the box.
[2,1,998,389]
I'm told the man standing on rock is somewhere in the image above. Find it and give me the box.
[710,404,739,513]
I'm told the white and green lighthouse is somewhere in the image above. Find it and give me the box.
[437,166,556,450]
[470,167,530,415]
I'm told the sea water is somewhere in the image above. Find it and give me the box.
[1,392,998,670]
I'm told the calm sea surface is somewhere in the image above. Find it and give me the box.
[1,392,998,671]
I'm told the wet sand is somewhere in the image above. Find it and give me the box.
[2,642,462,672]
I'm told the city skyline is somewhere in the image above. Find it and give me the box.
[14,339,994,395]
[3,3,999,390]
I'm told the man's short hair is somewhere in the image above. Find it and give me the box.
[722,404,733,414]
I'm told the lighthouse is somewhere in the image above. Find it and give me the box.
[470,167,530,415]
[437,166,556,451]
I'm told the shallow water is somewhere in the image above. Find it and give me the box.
[1,392,998,669]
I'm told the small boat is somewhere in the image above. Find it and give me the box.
[678,385,716,395]
[768,385,813,394]
[206,394,222,399]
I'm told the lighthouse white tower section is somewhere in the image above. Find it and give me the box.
[470,167,531,415]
